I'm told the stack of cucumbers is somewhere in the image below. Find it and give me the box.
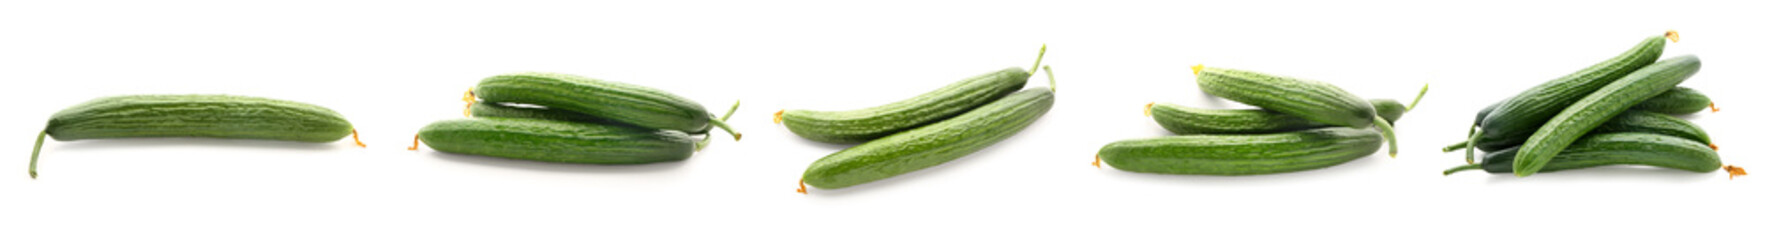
[1094,66,1424,175]
[29,95,364,178]
[1441,31,1740,178]
[410,72,740,164]
[780,46,1056,193]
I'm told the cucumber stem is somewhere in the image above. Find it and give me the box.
[796,179,808,194]
[1443,164,1482,176]
[1373,116,1398,157]
[1711,144,1719,151]
[1043,66,1056,93]
[351,129,367,148]
[696,101,741,151]
[1406,83,1429,112]
[709,118,742,141]
[1191,64,1205,75]
[773,110,784,124]
[1092,155,1101,168]
[1725,165,1746,180]
[1442,141,1467,152]
[1710,102,1719,112]
[1464,129,1482,164]
[1665,30,1680,43]
[463,89,477,117]
[406,134,420,151]
[1144,103,1154,116]
[1028,44,1047,76]
[29,130,45,179]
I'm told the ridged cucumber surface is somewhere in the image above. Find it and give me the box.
[1630,86,1710,115]
[1098,127,1384,175]
[1591,110,1711,147]
[1513,55,1701,177]
[1447,132,1720,175]
[779,67,1030,143]
[802,87,1054,190]
[1194,66,1377,128]
[32,94,356,178]
[417,118,694,164]
[472,72,737,139]
[470,102,607,124]
[1473,34,1667,151]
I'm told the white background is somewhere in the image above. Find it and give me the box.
[2,0,1758,239]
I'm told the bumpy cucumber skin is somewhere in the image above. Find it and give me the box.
[1195,67,1376,128]
[418,118,694,164]
[470,102,607,124]
[1514,55,1700,177]
[1148,101,1406,135]
[781,68,1029,143]
[1099,127,1383,175]
[1369,98,1407,124]
[803,87,1053,189]
[1475,36,1666,150]
[46,95,353,142]
[1591,110,1710,146]
[473,72,713,133]
[1475,133,1719,174]
[1630,87,1709,115]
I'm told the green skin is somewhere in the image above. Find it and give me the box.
[1194,66,1399,156]
[1148,98,1410,135]
[472,72,739,140]
[418,118,695,164]
[470,102,610,124]
[1630,87,1710,115]
[1514,55,1700,177]
[1590,110,1711,146]
[781,68,1029,143]
[803,87,1054,189]
[1445,87,1710,152]
[1445,132,1720,175]
[1472,35,1666,151]
[30,94,354,178]
[1099,127,1384,175]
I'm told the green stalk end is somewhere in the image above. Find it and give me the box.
[1443,164,1481,176]
[1043,66,1056,93]
[1465,129,1482,164]
[1406,83,1428,112]
[1373,116,1398,157]
[30,130,46,179]
[1442,141,1468,153]
[1028,44,1047,76]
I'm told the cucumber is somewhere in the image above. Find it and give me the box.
[801,87,1055,190]
[1630,87,1710,115]
[1513,55,1701,177]
[1370,99,1408,125]
[1471,33,1668,151]
[416,118,695,164]
[1147,98,1410,135]
[1444,132,1720,175]
[1591,110,1711,147]
[777,46,1044,144]
[1193,65,1398,156]
[472,72,739,140]
[1098,127,1384,175]
[30,94,357,178]
[469,102,608,124]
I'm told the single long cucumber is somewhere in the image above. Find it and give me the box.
[31,94,357,178]
[1098,127,1384,175]
[470,102,608,124]
[1513,55,1701,177]
[1445,132,1720,175]
[1147,98,1409,135]
[1193,65,1397,156]
[1630,86,1710,115]
[417,118,695,164]
[472,72,739,139]
[1591,110,1711,147]
[802,87,1054,190]
[777,47,1045,144]
[1473,33,1668,151]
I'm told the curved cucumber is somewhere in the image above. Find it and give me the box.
[802,87,1054,190]
[780,68,1030,143]
[1474,34,1667,151]
[1591,110,1711,147]
[1099,127,1384,175]
[472,72,738,139]
[1148,99,1409,135]
[470,102,607,124]
[1446,132,1719,175]
[1514,55,1701,177]
[1194,66,1377,128]
[1630,86,1710,115]
[417,118,694,164]
[31,94,356,178]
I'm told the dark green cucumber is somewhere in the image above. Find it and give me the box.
[31,94,356,178]
[1514,55,1701,177]
[1098,127,1384,175]
[802,87,1054,190]
[1147,98,1409,135]
[1472,33,1668,151]
[1630,87,1710,115]
[417,118,694,164]
[1591,110,1711,147]
[1193,65,1398,156]
[778,47,1045,144]
[1445,132,1720,175]
[472,72,739,139]
[470,102,608,124]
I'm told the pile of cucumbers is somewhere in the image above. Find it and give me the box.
[1441,31,1739,178]
[1094,66,1424,175]
[411,72,740,164]
[780,46,1056,193]
[29,95,363,178]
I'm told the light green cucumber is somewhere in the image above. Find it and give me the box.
[472,72,739,140]
[417,118,694,164]
[778,46,1044,144]
[1098,127,1384,175]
